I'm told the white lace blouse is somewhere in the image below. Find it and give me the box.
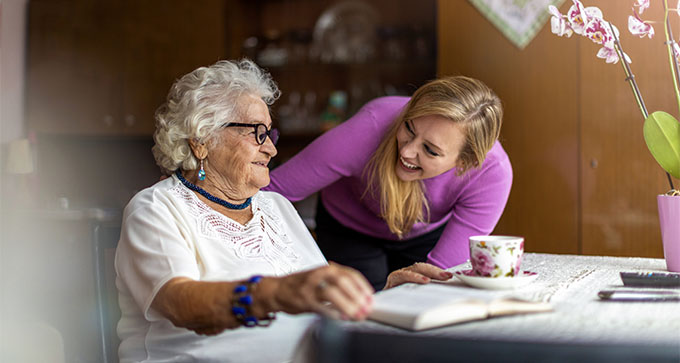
[115,175,327,363]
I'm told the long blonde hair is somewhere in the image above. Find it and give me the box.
[364,76,503,237]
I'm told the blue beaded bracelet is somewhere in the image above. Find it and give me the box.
[231,275,276,328]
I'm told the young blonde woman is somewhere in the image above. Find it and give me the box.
[266,76,512,290]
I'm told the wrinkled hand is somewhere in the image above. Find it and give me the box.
[383,262,453,290]
[272,262,374,321]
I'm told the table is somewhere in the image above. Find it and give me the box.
[305,253,680,362]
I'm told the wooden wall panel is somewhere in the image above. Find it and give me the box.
[438,1,580,254]
[579,2,680,257]
[437,1,680,258]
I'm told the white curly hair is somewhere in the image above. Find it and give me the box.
[152,59,280,174]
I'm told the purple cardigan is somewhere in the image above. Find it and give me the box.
[266,96,513,268]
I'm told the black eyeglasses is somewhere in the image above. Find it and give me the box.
[224,123,279,145]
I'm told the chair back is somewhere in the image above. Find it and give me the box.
[92,222,121,363]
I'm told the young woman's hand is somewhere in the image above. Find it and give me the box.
[383,262,453,290]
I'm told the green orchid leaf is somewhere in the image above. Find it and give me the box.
[643,111,680,179]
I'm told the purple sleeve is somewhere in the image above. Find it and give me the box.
[426,154,513,269]
[265,97,407,201]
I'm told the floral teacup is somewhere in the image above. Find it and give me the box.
[469,235,524,278]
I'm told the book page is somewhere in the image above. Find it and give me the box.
[370,283,552,331]
[370,284,492,330]
[374,283,502,310]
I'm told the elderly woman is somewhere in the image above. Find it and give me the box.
[114,59,451,363]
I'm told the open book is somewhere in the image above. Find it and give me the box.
[368,283,552,331]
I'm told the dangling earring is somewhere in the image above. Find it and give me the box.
[198,158,206,181]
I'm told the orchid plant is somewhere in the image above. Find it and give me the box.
[549,0,680,195]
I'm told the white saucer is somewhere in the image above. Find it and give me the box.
[454,269,538,290]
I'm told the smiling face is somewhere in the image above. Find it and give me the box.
[205,94,277,199]
[394,115,467,182]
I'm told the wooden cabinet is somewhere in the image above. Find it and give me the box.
[26,0,227,136]
[226,0,437,162]
[26,1,117,135]
[26,0,435,142]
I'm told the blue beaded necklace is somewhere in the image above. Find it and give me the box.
[175,170,252,210]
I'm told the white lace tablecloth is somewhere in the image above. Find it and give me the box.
[346,253,680,347]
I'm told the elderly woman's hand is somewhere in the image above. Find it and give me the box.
[267,262,374,321]
[151,263,374,337]
[383,262,453,290]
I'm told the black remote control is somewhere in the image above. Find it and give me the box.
[620,271,680,288]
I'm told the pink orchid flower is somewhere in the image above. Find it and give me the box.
[584,17,616,48]
[634,0,650,15]
[597,46,632,64]
[629,8,655,38]
[567,0,603,35]
[549,5,574,37]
